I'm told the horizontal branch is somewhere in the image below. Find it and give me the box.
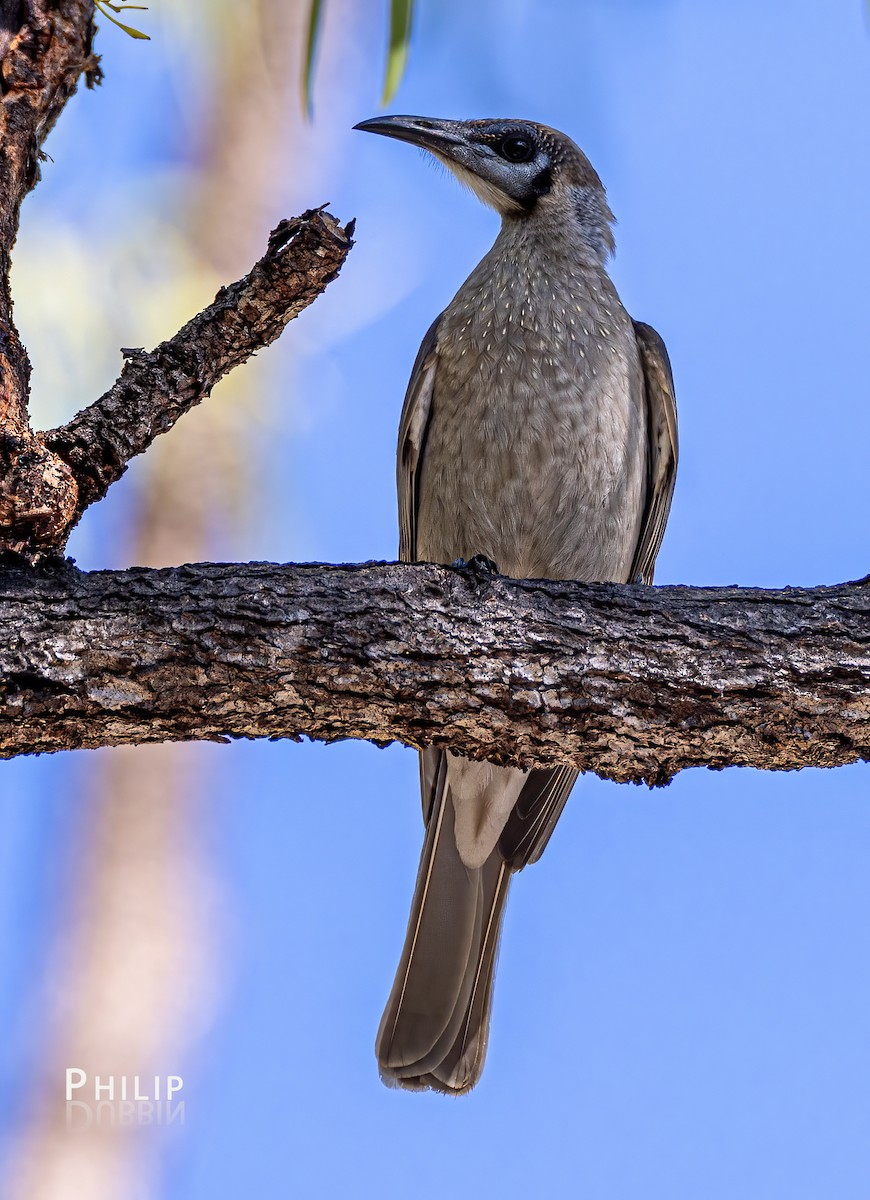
[44,207,354,536]
[1,559,869,781]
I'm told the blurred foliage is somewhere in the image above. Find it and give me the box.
[302,0,324,117]
[94,1,151,40]
[382,0,414,103]
[303,0,414,114]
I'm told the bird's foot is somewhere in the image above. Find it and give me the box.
[452,554,500,577]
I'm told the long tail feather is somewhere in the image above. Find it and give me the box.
[376,784,511,1093]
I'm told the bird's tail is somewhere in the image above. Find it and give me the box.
[376,785,511,1094]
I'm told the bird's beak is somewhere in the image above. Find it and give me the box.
[353,115,469,160]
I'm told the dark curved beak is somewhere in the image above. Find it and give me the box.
[353,115,468,157]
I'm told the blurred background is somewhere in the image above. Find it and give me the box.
[1,0,870,1196]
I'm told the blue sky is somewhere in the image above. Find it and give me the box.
[2,1,870,1196]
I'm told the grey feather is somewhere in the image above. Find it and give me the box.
[397,315,440,564]
[629,321,679,586]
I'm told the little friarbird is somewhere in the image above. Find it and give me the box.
[354,114,679,1094]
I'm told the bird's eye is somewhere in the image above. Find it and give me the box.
[498,134,535,163]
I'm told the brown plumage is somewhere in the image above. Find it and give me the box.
[355,115,678,1093]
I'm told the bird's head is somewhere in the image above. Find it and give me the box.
[354,114,615,262]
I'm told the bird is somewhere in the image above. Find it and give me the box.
[354,114,678,1094]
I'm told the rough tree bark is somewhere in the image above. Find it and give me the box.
[2,559,869,783]
[0,0,867,785]
[0,0,100,553]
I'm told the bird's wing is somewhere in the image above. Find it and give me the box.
[496,323,679,868]
[397,315,441,563]
[397,317,443,823]
[628,321,679,586]
[498,764,579,868]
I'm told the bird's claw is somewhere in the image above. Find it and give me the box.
[452,554,500,577]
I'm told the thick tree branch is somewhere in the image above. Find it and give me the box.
[44,208,354,532]
[0,0,98,427]
[0,0,97,555]
[2,559,869,781]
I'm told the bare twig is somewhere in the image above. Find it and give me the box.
[44,208,354,538]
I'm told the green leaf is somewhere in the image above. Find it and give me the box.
[302,0,325,118]
[382,0,415,104]
[94,0,150,39]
